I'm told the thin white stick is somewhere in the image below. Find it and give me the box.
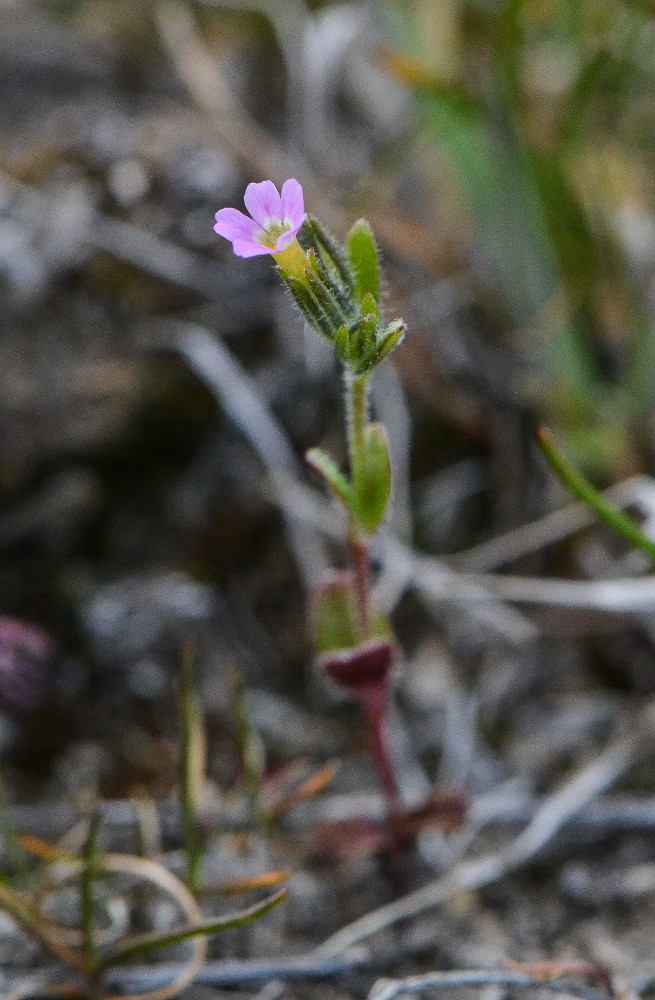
[369,969,613,1000]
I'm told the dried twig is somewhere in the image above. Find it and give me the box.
[454,475,655,571]
[8,788,655,852]
[369,969,614,1000]
[103,947,369,992]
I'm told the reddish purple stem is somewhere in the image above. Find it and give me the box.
[349,534,372,639]
[360,687,400,824]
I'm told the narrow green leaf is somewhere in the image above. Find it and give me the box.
[99,890,288,970]
[354,423,391,533]
[347,219,380,306]
[305,448,355,512]
[335,324,350,363]
[537,427,655,563]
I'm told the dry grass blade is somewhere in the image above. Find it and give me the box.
[0,880,84,972]
[104,946,370,993]
[18,835,73,865]
[266,763,339,821]
[217,870,291,897]
[455,474,655,571]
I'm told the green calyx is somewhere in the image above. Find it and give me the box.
[312,571,393,655]
[336,314,406,375]
[284,215,404,374]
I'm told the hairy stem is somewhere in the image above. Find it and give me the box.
[345,370,372,635]
[346,370,369,492]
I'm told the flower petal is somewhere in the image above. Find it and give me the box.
[232,238,273,258]
[213,207,260,242]
[244,180,282,226]
[274,228,298,252]
[280,178,305,228]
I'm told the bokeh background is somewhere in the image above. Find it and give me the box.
[3,0,655,820]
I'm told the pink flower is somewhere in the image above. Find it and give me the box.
[214,179,306,258]
[0,616,57,711]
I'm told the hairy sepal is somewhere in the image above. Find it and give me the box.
[347,219,380,307]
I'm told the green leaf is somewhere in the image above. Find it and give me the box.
[306,448,355,512]
[537,427,655,563]
[347,219,380,306]
[312,572,394,656]
[354,423,391,533]
[347,314,378,370]
[360,291,381,323]
[99,890,288,970]
[312,572,361,655]
[354,319,406,375]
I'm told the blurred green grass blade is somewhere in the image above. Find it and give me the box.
[558,50,611,150]
[230,668,267,831]
[530,152,599,300]
[623,319,655,414]
[82,811,102,975]
[99,889,288,969]
[494,0,524,112]
[0,770,28,881]
[537,427,655,561]
[425,94,558,322]
[181,643,205,895]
